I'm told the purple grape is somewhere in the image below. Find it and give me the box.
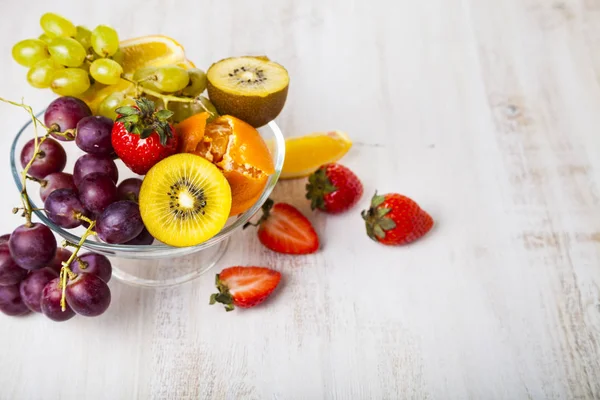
[71,253,112,283]
[41,278,75,321]
[20,138,67,179]
[0,244,28,286]
[75,116,114,155]
[77,173,118,215]
[96,201,144,244]
[66,273,111,317]
[9,223,57,270]
[40,172,76,203]
[44,96,92,141]
[117,178,143,202]
[19,268,58,312]
[0,284,30,316]
[44,189,88,229]
[124,228,154,246]
[48,247,73,274]
[0,234,10,245]
[73,154,118,186]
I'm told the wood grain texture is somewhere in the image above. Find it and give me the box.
[0,0,599,399]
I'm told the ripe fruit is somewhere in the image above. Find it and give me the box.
[44,188,88,229]
[181,68,207,97]
[96,201,144,244]
[139,153,232,247]
[116,178,142,202]
[51,68,90,96]
[40,12,76,38]
[12,39,50,67]
[73,154,118,186]
[206,56,289,127]
[175,112,209,153]
[48,247,72,274]
[192,115,275,216]
[169,97,218,124]
[19,268,58,313]
[41,278,75,321]
[0,284,30,316]
[70,253,112,283]
[77,173,118,215]
[245,199,319,255]
[65,273,111,317]
[133,65,190,93]
[47,37,86,67]
[75,115,114,155]
[118,35,186,77]
[0,244,28,286]
[279,131,352,179]
[9,223,57,270]
[210,266,281,311]
[44,96,92,141]
[306,163,363,213]
[112,98,178,175]
[361,192,434,245]
[20,138,67,179]
[124,228,154,245]
[39,172,76,203]
[90,25,119,57]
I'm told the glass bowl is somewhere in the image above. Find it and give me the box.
[10,111,285,287]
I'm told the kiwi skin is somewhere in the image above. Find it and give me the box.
[206,59,289,128]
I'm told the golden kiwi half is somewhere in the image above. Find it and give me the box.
[206,56,289,128]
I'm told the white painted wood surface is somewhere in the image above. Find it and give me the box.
[1,0,599,399]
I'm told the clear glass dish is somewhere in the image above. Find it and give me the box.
[10,111,285,287]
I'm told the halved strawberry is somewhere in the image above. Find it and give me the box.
[244,199,319,254]
[210,266,281,311]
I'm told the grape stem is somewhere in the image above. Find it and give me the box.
[0,97,52,227]
[58,215,97,311]
[121,76,214,116]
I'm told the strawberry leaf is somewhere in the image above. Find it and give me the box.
[115,106,139,117]
[371,192,386,208]
[377,207,391,218]
[155,109,174,121]
[373,225,386,239]
[140,127,154,139]
[379,218,396,230]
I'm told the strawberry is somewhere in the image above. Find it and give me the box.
[244,199,319,254]
[306,163,363,213]
[210,266,281,311]
[111,97,178,175]
[361,192,433,245]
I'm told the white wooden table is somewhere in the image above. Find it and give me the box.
[1,0,599,399]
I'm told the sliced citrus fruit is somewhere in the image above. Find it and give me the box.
[177,59,196,69]
[280,131,352,179]
[139,153,232,247]
[192,115,274,216]
[119,35,186,77]
[176,112,209,153]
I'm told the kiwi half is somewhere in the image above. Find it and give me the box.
[138,153,232,247]
[206,56,289,128]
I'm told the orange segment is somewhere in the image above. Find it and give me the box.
[175,112,209,153]
[119,35,186,77]
[177,59,196,69]
[192,115,274,216]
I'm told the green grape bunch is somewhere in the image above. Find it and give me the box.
[12,12,122,97]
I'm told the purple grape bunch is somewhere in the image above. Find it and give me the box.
[2,95,158,321]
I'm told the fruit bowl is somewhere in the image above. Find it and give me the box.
[10,111,285,287]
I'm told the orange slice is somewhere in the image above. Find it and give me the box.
[119,35,186,77]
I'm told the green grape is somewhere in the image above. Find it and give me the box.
[111,49,124,65]
[27,59,63,88]
[12,39,49,67]
[91,25,119,57]
[48,37,86,67]
[90,58,123,85]
[168,96,218,123]
[38,34,52,44]
[75,26,92,50]
[97,93,136,120]
[133,65,189,93]
[181,68,207,97]
[40,12,76,38]
[51,68,90,96]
